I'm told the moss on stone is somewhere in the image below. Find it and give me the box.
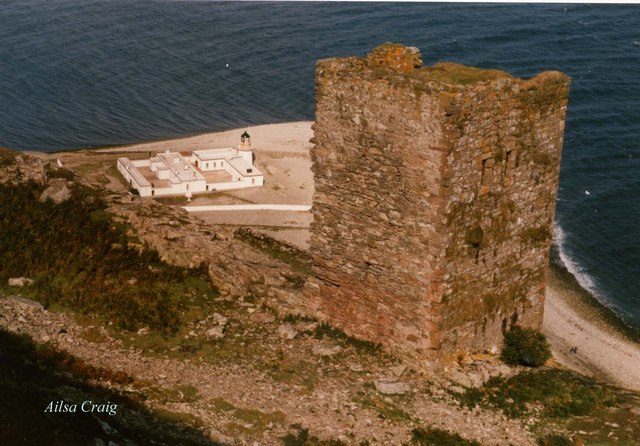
[417,62,513,86]
[464,226,484,248]
[521,226,551,244]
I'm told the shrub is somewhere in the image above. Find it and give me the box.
[282,424,346,446]
[46,166,75,180]
[457,369,626,419]
[537,434,574,446]
[0,147,17,166]
[501,326,551,367]
[411,427,481,446]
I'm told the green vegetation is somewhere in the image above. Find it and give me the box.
[457,369,626,419]
[314,322,382,355]
[418,62,513,86]
[464,226,484,248]
[258,351,318,391]
[153,408,204,429]
[410,427,481,446]
[536,434,574,446]
[210,397,285,436]
[0,181,217,334]
[234,227,312,275]
[353,392,411,421]
[521,226,552,244]
[282,424,346,446]
[145,384,200,404]
[0,147,17,166]
[501,326,551,367]
[45,165,75,180]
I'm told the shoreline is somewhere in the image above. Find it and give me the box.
[549,245,640,344]
[21,120,314,160]
[544,252,640,390]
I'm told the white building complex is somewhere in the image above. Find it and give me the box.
[117,132,264,198]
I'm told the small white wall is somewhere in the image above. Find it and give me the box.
[196,158,227,172]
[239,150,253,164]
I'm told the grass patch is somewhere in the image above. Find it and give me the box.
[81,326,107,343]
[314,322,382,355]
[148,384,200,404]
[353,392,411,421]
[234,227,312,275]
[154,408,203,429]
[457,369,628,419]
[210,397,285,436]
[536,434,573,446]
[410,427,480,446]
[46,165,75,180]
[283,313,317,324]
[256,350,318,391]
[282,424,346,446]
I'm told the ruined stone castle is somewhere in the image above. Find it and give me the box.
[304,44,570,362]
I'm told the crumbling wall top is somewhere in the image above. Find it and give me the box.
[318,43,569,91]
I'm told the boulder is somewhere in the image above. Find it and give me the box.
[312,344,342,357]
[39,180,71,204]
[205,326,225,340]
[277,323,298,340]
[212,312,229,327]
[8,277,34,287]
[249,312,276,324]
[374,380,410,395]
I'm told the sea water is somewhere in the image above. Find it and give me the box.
[1,1,639,331]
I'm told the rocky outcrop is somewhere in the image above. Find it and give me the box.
[0,148,47,186]
[105,195,308,314]
[39,179,71,203]
[305,43,570,362]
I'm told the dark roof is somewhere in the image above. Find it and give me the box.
[241,131,250,138]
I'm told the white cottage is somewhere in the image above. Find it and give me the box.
[117,132,264,198]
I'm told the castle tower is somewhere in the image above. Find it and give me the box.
[304,44,570,362]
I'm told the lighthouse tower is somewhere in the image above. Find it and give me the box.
[238,131,253,163]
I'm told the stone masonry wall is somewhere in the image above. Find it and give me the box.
[436,71,570,357]
[305,44,570,362]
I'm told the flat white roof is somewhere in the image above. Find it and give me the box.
[118,158,151,188]
[227,157,263,177]
[193,148,238,161]
[158,152,204,182]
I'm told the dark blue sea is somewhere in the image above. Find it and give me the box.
[1,1,639,331]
